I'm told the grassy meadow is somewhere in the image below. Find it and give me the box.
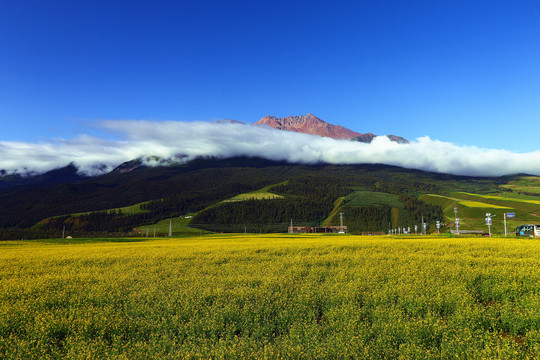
[134,214,212,237]
[2,234,540,359]
[420,192,540,234]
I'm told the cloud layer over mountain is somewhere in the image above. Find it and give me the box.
[1,120,539,177]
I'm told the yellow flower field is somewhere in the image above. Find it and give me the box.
[457,200,511,209]
[1,234,540,359]
[458,192,540,205]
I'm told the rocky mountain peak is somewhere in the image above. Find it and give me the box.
[254,113,362,140]
[254,113,409,143]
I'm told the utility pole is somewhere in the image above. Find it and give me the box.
[146,227,149,238]
[153,227,156,239]
[168,220,172,237]
[339,212,345,233]
[504,212,507,237]
[290,219,293,234]
[454,207,460,236]
[486,213,492,237]
[421,216,424,235]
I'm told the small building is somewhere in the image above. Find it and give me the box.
[289,226,347,234]
[515,224,540,238]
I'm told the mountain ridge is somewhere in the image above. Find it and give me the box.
[0,113,408,179]
[254,113,363,140]
[254,113,409,143]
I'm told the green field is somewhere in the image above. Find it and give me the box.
[134,213,211,236]
[322,196,345,226]
[423,194,511,209]
[26,174,540,237]
[420,192,540,234]
[68,200,153,217]
[458,192,540,205]
[222,182,288,203]
[2,234,540,358]
[223,192,284,202]
[500,176,540,195]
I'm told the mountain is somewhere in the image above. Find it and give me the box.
[3,156,540,239]
[109,158,148,174]
[0,156,522,239]
[254,113,408,143]
[352,134,409,144]
[386,135,409,144]
[109,155,193,175]
[0,164,88,190]
[216,119,245,125]
[351,133,377,143]
[254,113,362,140]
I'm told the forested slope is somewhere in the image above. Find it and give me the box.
[0,156,522,239]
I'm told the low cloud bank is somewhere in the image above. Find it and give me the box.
[1,120,539,177]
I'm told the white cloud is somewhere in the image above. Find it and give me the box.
[1,120,540,177]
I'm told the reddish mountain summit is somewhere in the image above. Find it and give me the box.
[254,113,369,140]
[254,113,408,143]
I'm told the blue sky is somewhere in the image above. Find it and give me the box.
[1,0,540,152]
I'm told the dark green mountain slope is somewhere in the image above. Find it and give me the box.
[0,156,527,238]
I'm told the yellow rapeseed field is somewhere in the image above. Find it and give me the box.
[1,234,540,359]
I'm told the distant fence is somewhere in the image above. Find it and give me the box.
[450,230,484,235]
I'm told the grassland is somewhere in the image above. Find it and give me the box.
[456,200,511,209]
[321,197,345,226]
[422,194,511,209]
[500,176,540,195]
[134,213,211,236]
[420,192,540,234]
[223,192,284,202]
[222,183,286,202]
[28,175,540,237]
[2,234,540,358]
[458,192,540,205]
[67,200,152,217]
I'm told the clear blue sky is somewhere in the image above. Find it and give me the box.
[1,0,539,151]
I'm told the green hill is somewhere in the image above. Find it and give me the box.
[420,190,540,234]
[500,176,540,195]
[2,157,540,239]
[134,214,211,237]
